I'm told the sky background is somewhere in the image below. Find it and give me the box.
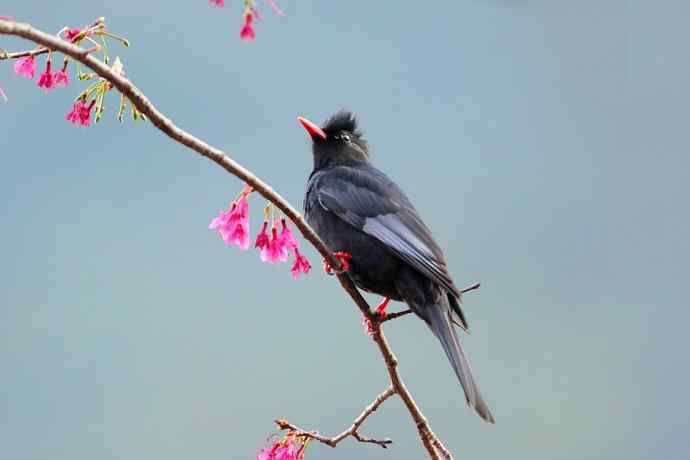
[1,1,689,459]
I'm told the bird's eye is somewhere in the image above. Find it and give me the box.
[341,134,351,143]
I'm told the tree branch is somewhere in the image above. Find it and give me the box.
[0,18,455,460]
[275,385,396,449]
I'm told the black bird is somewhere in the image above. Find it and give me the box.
[298,111,494,423]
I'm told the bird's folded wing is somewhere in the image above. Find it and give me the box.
[316,166,460,298]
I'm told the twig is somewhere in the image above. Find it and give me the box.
[381,309,414,322]
[0,18,456,460]
[275,385,396,449]
[0,46,48,60]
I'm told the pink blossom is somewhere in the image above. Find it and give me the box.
[262,227,289,263]
[274,442,299,460]
[224,219,250,249]
[240,12,256,41]
[65,28,82,42]
[66,99,94,127]
[37,60,55,91]
[209,0,224,6]
[279,218,298,251]
[13,55,35,79]
[66,100,83,124]
[54,67,69,87]
[255,221,270,253]
[0,15,11,20]
[290,249,311,279]
[256,439,299,460]
[209,194,251,250]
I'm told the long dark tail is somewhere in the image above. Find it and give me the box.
[425,297,495,423]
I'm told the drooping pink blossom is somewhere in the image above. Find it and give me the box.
[209,0,224,6]
[224,219,250,249]
[240,12,256,41]
[37,60,55,91]
[255,221,270,255]
[290,249,311,279]
[66,99,94,127]
[13,55,35,79]
[279,218,298,251]
[256,439,299,460]
[273,442,299,460]
[261,227,289,263]
[209,194,251,250]
[66,100,83,124]
[54,67,69,87]
[79,100,95,126]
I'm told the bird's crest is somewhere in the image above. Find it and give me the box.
[322,110,363,139]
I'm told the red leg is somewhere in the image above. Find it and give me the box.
[362,297,392,336]
[323,251,352,275]
[374,297,391,319]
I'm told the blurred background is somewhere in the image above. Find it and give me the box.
[1,1,688,459]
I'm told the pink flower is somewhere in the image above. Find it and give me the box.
[37,60,55,91]
[274,443,298,460]
[13,55,35,79]
[209,194,251,250]
[255,221,270,253]
[0,15,11,20]
[290,249,311,279]
[240,12,256,41]
[66,99,94,127]
[209,0,224,6]
[54,67,69,87]
[256,439,299,460]
[65,28,82,42]
[224,220,250,249]
[262,227,289,263]
[279,218,298,251]
[66,100,83,124]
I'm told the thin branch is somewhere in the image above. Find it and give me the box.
[0,46,49,60]
[0,18,455,460]
[382,309,414,322]
[275,385,396,449]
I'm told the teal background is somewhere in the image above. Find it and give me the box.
[1,1,688,459]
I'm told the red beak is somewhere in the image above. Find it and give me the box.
[297,116,327,140]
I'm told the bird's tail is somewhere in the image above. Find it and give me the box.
[425,297,495,423]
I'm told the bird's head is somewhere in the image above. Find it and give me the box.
[298,110,370,169]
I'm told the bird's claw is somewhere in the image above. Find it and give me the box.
[323,251,352,275]
[362,297,391,335]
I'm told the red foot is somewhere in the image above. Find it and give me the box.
[374,297,391,319]
[322,251,352,275]
[362,297,392,336]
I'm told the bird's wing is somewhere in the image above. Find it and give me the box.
[315,166,461,298]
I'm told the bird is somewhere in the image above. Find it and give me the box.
[297,110,494,423]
